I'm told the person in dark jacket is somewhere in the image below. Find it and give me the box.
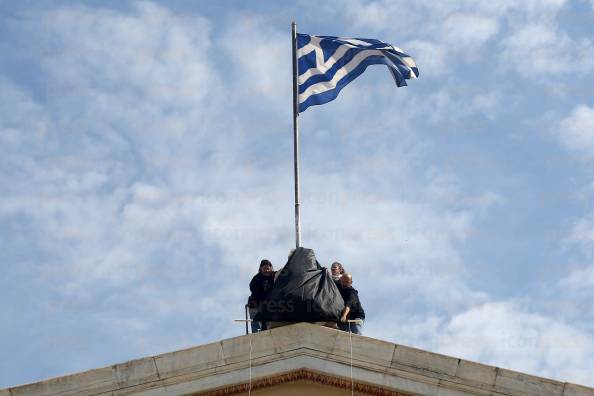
[247,259,275,332]
[330,262,345,288]
[338,273,365,335]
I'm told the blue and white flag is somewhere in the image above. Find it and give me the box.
[297,34,418,113]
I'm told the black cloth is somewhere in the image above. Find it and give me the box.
[254,247,345,322]
[248,272,275,307]
[334,279,343,291]
[340,286,365,319]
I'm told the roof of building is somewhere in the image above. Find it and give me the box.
[2,322,593,396]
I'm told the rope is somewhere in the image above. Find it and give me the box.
[348,321,353,396]
[248,330,253,396]
[233,318,253,395]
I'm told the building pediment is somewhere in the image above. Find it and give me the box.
[3,323,593,396]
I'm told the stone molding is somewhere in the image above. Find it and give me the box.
[191,368,413,396]
[2,323,594,396]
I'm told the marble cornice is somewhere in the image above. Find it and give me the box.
[192,367,414,396]
[2,323,593,396]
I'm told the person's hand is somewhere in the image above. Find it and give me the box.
[340,315,347,323]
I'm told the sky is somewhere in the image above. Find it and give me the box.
[1,0,594,389]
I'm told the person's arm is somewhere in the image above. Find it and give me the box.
[340,306,350,322]
[342,288,360,321]
[248,275,258,308]
[249,275,259,295]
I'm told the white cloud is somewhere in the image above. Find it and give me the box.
[550,107,594,318]
[467,0,566,16]
[343,0,594,86]
[501,23,594,77]
[557,214,594,293]
[416,87,501,124]
[437,301,594,386]
[568,213,594,245]
[556,105,594,161]
[404,40,448,75]
[342,0,421,35]
[559,264,594,291]
[220,15,289,109]
[0,1,229,289]
[441,13,499,49]
[0,77,48,133]
[42,2,216,104]
[369,298,594,386]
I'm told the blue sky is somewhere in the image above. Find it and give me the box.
[2,0,594,388]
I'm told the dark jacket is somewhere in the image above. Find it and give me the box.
[248,272,275,307]
[333,278,342,290]
[340,286,365,319]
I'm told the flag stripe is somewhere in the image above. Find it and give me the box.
[298,45,416,96]
[299,49,387,99]
[296,34,418,112]
[299,54,392,112]
[299,43,355,83]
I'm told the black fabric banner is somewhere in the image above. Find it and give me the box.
[255,247,344,322]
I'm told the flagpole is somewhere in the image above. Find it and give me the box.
[292,21,301,248]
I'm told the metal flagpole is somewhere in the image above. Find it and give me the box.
[292,21,301,248]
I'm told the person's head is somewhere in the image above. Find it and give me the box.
[330,262,344,276]
[340,273,353,288]
[259,259,273,275]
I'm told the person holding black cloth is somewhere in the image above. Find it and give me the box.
[338,273,365,335]
[247,259,275,333]
[330,261,345,290]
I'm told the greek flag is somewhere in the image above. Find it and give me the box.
[297,34,419,113]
